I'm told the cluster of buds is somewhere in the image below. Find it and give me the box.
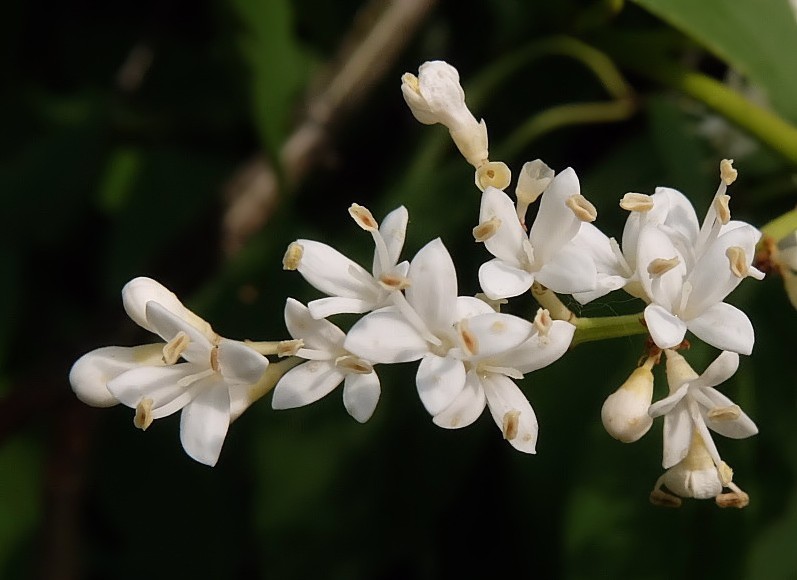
[69,60,765,510]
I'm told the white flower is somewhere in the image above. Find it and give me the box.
[69,277,269,466]
[344,239,574,452]
[401,61,488,167]
[284,205,409,319]
[432,309,575,453]
[476,168,597,300]
[272,298,380,423]
[648,349,757,470]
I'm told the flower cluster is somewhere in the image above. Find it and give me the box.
[70,60,765,508]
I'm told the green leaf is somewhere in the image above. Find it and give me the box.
[0,438,42,577]
[230,0,307,158]
[632,0,797,121]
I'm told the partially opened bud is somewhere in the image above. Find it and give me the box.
[601,358,655,442]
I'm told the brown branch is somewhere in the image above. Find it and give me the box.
[222,0,438,255]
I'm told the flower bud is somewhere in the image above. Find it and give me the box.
[658,431,723,500]
[601,360,654,442]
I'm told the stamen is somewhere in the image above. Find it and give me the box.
[647,256,680,277]
[162,331,190,365]
[565,194,597,222]
[720,159,737,185]
[335,355,373,374]
[475,161,511,191]
[726,246,749,278]
[707,405,741,421]
[619,192,654,212]
[714,194,731,225]
[277,339,304,357]
[716,481,750,509]
[282,242,304,270]
[533,308,552,337]
[473,216,502,242]
[134,398,154,430]
[379,273,411,291]
[502,409,521,440]
[349,203,378,232]
[478,363,523,380]
[718,460,734,486]
[456,319,479,357]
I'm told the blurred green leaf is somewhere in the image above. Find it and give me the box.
[230,0,307,158]
[0,437,41,578]
[632,0,797,121]
[97,147,142,213]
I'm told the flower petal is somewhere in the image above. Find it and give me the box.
[122,277,214,340]
[145,301,212,365]
[528,167,582,264]
[700,387,758,439]
[648,384,689,418]
[433,370,487,429]
[534,244,597,294]
[295,239,380,300]
[406,238,459,333]
[693,351,739,389]
[478,258,535,300]
[375,206,408,273]
[636,225,687,310]
[498,320,574,374]
[662,404,692,468]
[644,304,687,350]
[482,374,538,453]
[285,298,346,351]
[69,344,163,407]
[465,312,533,359]
[179,377,230,467]
[344,307,429,363]
[107,364,200,418]
[479,187,526,264]
[416,354,466,415]
[455,296,494,319]
[343,371,381,423]
[217,338,269,387]
[686,302,754,355]
[271,360,344,409]
[307,296,375,319]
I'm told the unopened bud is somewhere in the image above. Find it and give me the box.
[283,242,303,270]
[601,361,654,443]
[515,160,554,206]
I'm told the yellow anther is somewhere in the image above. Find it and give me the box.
[282,242,304,271]
[456,319,479,357]
[707,405,741,421]
[162,331,190,365]
[502,410,521,440]
[565,194,597,222]
[472,216,502,242]
[379,273,411,291]
[475,161,511,192]
[720,159,737,185]
[134,398,154,431]
[533,308,553,337]
[335,355,373,374]
[647,257,680,277]
[714,194,731,225]
[726,246,749,278]
[349,203,378,231]
[619,192,654,212]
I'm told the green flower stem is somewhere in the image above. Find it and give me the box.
[609,49,797,165]
[760,207,797,243]
[248,357,303,405]
[571,312,648,347]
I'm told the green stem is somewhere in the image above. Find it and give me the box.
[571,312,648,347]
[610,50,797,166]
[760,207,797,243]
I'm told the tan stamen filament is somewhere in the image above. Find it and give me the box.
[726,246,749,278]
[349,203,378,231]
[647,257,680,277]
[456,319,479,357]
[720,159,737,185]
[277,339,304,357]
[502,410,521,440]
[619,192,654,212]
[714,194,731,225]
[162,331,190,364]
[282,242,303,270]
[335,355,373,374]
[134,398,154,430]
[379,273,411,291]
[707,405,741,422]
[473,216,502,242]
[565,194,597,222]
